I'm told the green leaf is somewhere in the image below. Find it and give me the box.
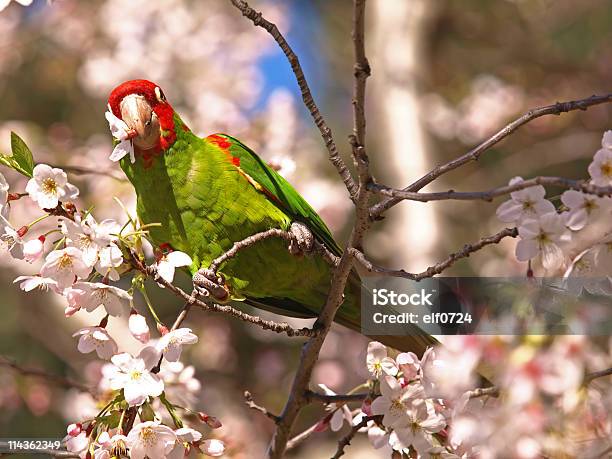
[10,132,34,177]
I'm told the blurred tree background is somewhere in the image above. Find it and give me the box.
[0,0,610,457]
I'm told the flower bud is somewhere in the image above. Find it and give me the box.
[66,423,82,437]
[23,237,44,263]
[157,323,169,336]
[17,225,28,238]
[129,311,150,343]
[198,412,222,429]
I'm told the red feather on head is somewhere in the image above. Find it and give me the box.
[107,79,180,152]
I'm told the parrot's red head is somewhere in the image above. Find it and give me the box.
[108,79,182,154]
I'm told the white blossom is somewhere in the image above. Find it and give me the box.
[22,236,45,263]
[0,172,10,219]
[105,107,135,164]
[155,251,192,284]
[25,164,79,210]
[70,281,132,317]
[366,341,398,378]
[126,421,176,458]
[72,326,118,360]
[61,215,119,267]
[318,384,353,432]
[496,177,555,224]
[0,215,23,259]
[587,131,612,186]
[95,243,123,281]
[129,313,150,344]
[40,247,92,289]
[200,439,225,457]
[371,375,424,428]
[515,213,570,271]
[0,0,33,13]
[392,401,446,455]
[14,275,59,292]
[156,328,198,362]
[109,353,164,406]
[561,190,610,231]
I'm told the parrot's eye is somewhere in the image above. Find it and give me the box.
[154,87,166,103]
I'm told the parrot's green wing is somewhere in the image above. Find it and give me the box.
[217,134,342,256]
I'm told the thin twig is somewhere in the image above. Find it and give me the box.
[331,415,378,459]
[0,355,95,395]
[285,422,321,451]
[467,386,500,399]
[370,93,612,218]
[369,176,612,203]
[585,366,612,384]
[244,391,280,424]
[0,443,79,458]
[228,0,358,200]
[54,164,126,181]
[209,229,293,273]
[304,390,368,405]
[128,249,316,338]
[351,227,518,280]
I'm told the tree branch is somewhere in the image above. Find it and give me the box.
[0,355,95,396]
[585,366,612,384]
[370,93,612,218]
[304,390,368,405]
[369,176,612,203]
[265,1,373,456]
[351,227,518,280]
[331,415,378,459]
[228,0,358,200]
[244,391,280,424]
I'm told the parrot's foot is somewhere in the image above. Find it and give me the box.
[192,268,229,302]
[288,221,314,256]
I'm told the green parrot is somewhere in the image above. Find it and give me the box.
[107,79,435,354]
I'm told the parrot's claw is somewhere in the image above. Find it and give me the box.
[288,221,314,256]
[193,268,229,302]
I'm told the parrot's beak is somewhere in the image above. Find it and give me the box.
[120,94,160,150]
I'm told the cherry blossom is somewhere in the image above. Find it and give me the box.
[61,215,119,267]
[587,131,612,186]
[155,250,192,284]
[391,401,446,455]
[72,326,118,360]
[515,213,570,270]
[0,215,24,259]
[496,177,555,223]
[0,172,9,219]
[0,0,33,13]
[395,351,420,381]
[366,341,398,378]
[70,281,132,317]
[22,236,45,263]
[156,327,198,362]
[25,164,79,210]
[94,243,123,281]
[200,439,225,457]
[129,312,150,344]
[40,247,92,289]
[64,430,88,459]
[126,421,176,459]
[13,275,59,292]
[93,431,129,459]
[561,190,610,231]
[318,384,353,431]
[371,375,424,428]
[108,353,164,406]
[105,107,136,164]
